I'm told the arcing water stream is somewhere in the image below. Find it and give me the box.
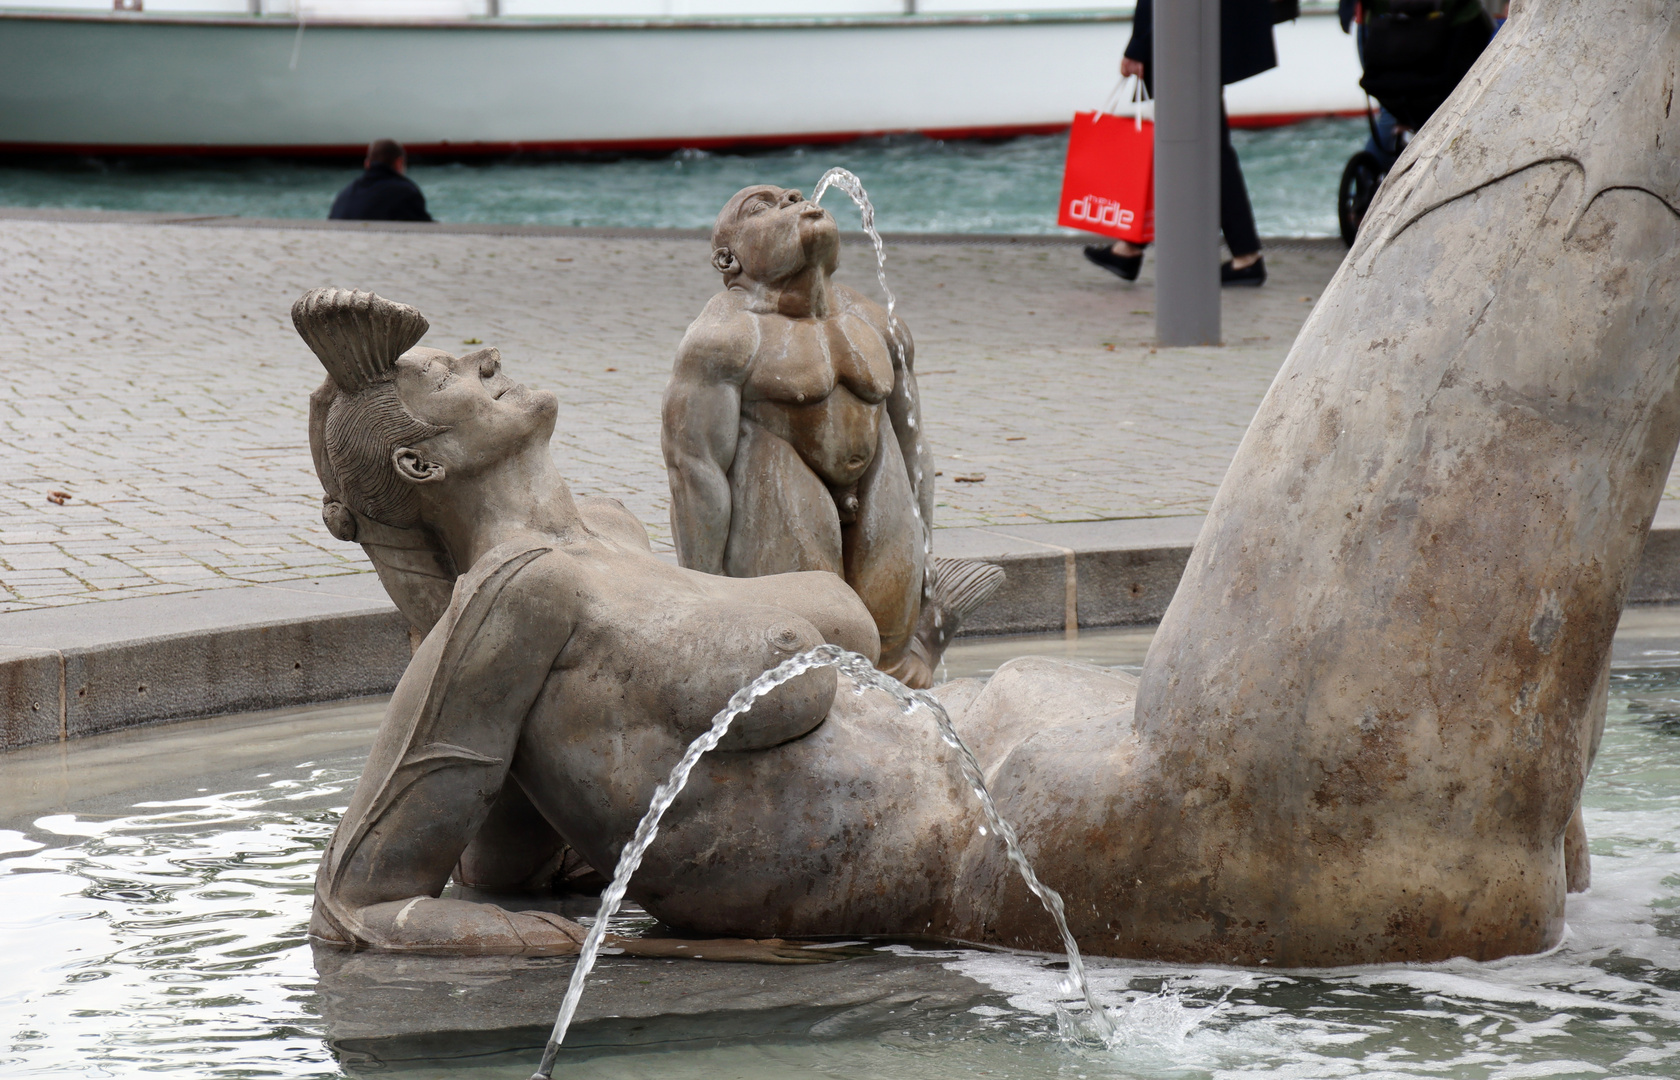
[810,168,941,626]
[811,167,901,349]
[530,644,1114,1079]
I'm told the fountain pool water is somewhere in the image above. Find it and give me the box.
[4,617,1680,1078]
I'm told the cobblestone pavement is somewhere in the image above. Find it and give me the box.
[0,214,1511,611]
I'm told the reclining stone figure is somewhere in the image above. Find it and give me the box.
[295,0,1674,968]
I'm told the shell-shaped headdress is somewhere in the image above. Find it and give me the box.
[292,287,429,393]
[295,288,457,633]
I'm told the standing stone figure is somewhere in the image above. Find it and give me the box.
[662,185,1001,688]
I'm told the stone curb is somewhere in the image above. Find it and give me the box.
[0,575,408,750]
[5,506,1678,751]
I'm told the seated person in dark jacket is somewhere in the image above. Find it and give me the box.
[329,139,432,223]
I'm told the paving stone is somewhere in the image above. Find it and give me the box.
[5,216,1674,613]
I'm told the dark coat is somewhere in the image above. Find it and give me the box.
[328,163,432,222]
[1124,0,1279,86]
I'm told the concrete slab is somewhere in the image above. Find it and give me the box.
[0,645,61,749]
[0,577,408,749]
[1631,502,1680,604]
[316,944,998,1071]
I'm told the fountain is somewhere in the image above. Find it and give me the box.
[281,0,1680,975]
[811,166,904,350]
[7,1,1679,1075]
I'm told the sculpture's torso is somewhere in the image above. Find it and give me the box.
[425,531,978,937]
[738,291,897,489]
[666,280,930,680]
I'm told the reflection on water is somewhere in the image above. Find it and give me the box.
[3,630,1679,1078]
[0,121,1363,239]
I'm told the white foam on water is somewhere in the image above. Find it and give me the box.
[935,692,1680,1079]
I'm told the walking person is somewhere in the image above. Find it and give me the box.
[329,138,433,223]
[1084,0,1275,286]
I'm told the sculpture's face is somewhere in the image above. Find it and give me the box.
[717,185,838,283]
[392,346,557,472]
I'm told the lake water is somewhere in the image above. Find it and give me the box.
[0,120,1365,238]
[3,618,1679,1078]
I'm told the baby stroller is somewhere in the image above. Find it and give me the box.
[1337,0,1497,245]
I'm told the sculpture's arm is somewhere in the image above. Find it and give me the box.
[312,547,581,952]
[663,312,750,574]
[884,319,936,545]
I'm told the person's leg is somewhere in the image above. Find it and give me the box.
[1220,101,1262,265]
[1109,64,1154,258]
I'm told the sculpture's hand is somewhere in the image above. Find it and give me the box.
[607,936,872,964]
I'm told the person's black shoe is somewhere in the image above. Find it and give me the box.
[1221,255,1266,287]
[1084,243,1144,282]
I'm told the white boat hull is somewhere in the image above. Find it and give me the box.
[0,10,1365,154]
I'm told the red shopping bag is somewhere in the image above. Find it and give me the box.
[1058,100,1154,244]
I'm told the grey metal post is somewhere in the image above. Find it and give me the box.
[1153,0,1222,346]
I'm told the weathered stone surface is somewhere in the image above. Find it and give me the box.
[662,186,1000,688]
[316,944,995,1070]
[0,646,60,749]
[955,0,1680,965]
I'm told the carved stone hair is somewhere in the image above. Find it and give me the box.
[322,386,448,531]
[294,287,447,535]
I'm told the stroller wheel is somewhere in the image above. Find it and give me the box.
[1338,151,1387,247]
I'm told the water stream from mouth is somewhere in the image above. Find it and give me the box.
[810,167,940,624]
[811,166,900,347]
[530,644,1113,1079]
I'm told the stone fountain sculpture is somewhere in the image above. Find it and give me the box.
[661,184,1003,688]
[296,0,1674,969]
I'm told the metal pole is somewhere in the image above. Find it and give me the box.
[1153,0,1222,347]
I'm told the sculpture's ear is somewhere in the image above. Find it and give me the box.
[392,447,445,485]
[711,247,741,276]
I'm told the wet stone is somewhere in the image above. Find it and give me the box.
[316,944,999,1071]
